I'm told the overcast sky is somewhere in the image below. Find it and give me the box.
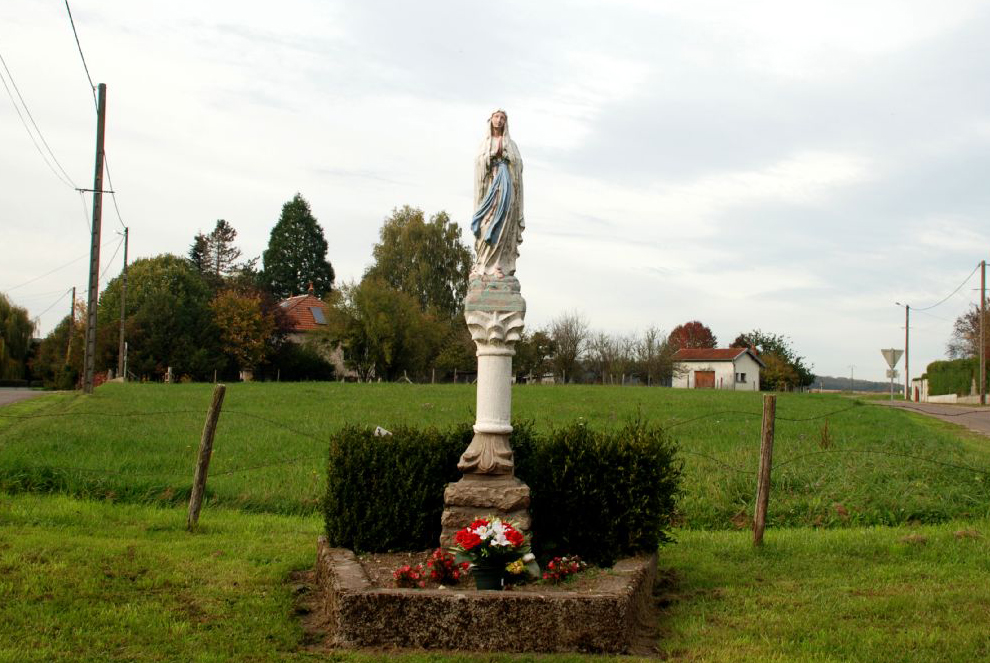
[2,0,988,383]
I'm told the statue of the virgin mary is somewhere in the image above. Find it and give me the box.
[471,109,524,279]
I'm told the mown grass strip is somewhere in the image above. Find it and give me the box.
[1,494,987,661]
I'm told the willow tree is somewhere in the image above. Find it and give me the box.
[0,293,32,380]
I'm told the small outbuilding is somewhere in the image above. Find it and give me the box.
[672,347,764,390]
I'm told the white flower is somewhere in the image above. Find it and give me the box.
[522,553,535,563]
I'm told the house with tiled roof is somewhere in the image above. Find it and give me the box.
[277,285,356,379]
[278,289,330,343]
[672,347,764,390]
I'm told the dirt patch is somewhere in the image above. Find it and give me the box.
[355,550,631,594]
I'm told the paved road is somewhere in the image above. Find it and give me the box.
[879,401,990,438]
[0,388,50,408]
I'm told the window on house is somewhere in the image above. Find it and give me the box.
[736,372,746,383]
[310,306,327,324]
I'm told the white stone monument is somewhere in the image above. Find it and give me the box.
[441,110,531,545]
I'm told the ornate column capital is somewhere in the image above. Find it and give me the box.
[464,276,526,347]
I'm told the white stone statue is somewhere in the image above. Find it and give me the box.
[471,109,524,279]
[441,108,531,546]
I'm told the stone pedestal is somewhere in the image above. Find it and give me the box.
[440,276,530,546]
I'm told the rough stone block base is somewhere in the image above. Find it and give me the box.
[440,475,531,547]
[315,537,658,653]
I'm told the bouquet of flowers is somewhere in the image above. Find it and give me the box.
[449,516,539,578]
[426,548,469,584]
[542,555,587,583]
[393,563,425,588]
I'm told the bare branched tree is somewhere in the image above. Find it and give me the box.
[635,325,675,386]
[550,311,589,383]
[947,301,990,359]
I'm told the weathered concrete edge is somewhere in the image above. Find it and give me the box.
[315,536,658,653]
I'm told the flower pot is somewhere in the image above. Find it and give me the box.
[472,565,504,590]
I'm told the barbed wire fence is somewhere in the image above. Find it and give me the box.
[1,392,988,537]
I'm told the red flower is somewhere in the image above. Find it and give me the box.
[504,527,524,547]
[468,518,490,529]
[454,529,482,550]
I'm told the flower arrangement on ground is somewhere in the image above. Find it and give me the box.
[393,563,425,588]
[542,555,588,583]
[426,548,469,584]
[449,516,539,588]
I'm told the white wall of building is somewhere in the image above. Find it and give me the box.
[672,354,761,390]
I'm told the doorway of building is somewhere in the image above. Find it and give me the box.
[694,370,715,389]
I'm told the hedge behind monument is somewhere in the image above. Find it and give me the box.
[323,422,681,565]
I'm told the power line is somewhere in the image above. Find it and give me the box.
[912,263,980,312]
[61,1,127,234]
[98,234,125,282]
[63,0,97,110]
[30,288,74,325]
[3,236,118,292]
[0,56,75,190]
[11,288,73,302]
[0,50,79,189]
[104,155,127,231]
[912,308,951,323]
[76,190,92,233]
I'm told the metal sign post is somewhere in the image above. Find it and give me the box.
[881,348,904,401]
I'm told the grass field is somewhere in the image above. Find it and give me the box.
[1,493,987,662]
[1,383,988,529]
[2,383,990,660]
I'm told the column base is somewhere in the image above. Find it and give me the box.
[440,475,531,548]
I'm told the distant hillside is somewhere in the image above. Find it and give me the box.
[814,375,903,392]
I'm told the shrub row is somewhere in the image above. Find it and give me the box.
[927,358,984,396]
[323,422,681,566]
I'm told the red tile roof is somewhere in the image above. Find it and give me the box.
[278,294,329,333]
[672,347,765,367]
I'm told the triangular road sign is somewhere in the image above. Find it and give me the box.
[881,348,903,369]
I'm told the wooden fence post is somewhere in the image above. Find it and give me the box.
[753,394,776,546]
[187,383,226,531]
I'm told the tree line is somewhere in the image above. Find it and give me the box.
[9,194,814,390]
[25,194,337,387]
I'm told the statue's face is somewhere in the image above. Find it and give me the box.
[491,112,506,131]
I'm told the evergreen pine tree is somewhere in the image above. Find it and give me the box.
[188,233,209,272]
[262,194,335,299]
[207,219,242,277]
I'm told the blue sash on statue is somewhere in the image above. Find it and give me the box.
[471,160,513,245]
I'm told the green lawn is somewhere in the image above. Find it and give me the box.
[1,493,987,662]
[1,383,988,529]
[2,384,989,660]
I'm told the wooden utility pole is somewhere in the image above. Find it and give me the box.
[82,83,107,394]
[904,305,910,401]
[187,383,226,531]
[753,394,776,546]
[981,260,986,406]
[117,226,128,380]
[66,286,76,364]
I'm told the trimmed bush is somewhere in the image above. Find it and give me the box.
[515,421,681,566]
[323,422,681,566]
[323,424,471,552]
[927,358,981,396]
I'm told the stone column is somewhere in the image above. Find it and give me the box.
[440,276,531,546]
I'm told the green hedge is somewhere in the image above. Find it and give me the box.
[927,358,982,396]
[323,422,681,566]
